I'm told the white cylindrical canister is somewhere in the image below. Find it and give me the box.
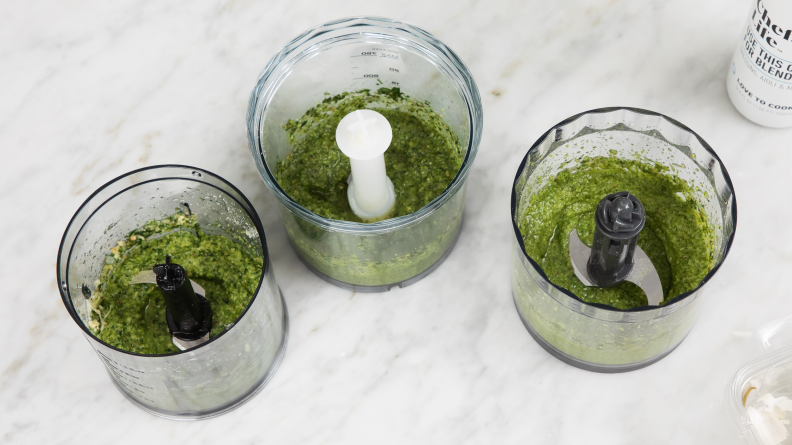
[727,0,792,127]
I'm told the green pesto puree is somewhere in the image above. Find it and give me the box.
[88,211,263,355]
[276,88,463,222]
[518,156,715,310]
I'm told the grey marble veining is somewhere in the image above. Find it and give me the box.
[0,0,777,443]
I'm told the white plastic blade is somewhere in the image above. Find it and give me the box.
[130,270,156,284]
[336,109,396,221]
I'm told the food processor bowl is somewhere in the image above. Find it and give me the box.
[511,108,737,372]
[247,17,482,291]
[57,165,288,419]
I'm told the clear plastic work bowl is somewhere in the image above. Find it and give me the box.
[728,348,792,445]
[510,108,737,373]
[247,17,482,292]
[57,165,288,420]
[728,316,792,445]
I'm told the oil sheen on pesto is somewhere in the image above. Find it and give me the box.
[275,88,463,222]
[88,211,263,355]
[518,156,715,310]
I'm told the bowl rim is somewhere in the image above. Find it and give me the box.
[510,106,738,313]
[246,16,483,234]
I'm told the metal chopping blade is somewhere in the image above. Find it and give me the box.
[568,229,663,306]
[129,270,211,350]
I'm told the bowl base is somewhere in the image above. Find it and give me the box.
[512,293,684,373]
[109,290,290,420]
[294,227,461,293]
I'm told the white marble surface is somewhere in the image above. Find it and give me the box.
[0,0,783,443]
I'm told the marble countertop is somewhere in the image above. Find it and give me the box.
[0,0,782,443]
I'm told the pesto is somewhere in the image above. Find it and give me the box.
[88,211,263,355]
[518,156,715,310]
[276,88,463,222]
